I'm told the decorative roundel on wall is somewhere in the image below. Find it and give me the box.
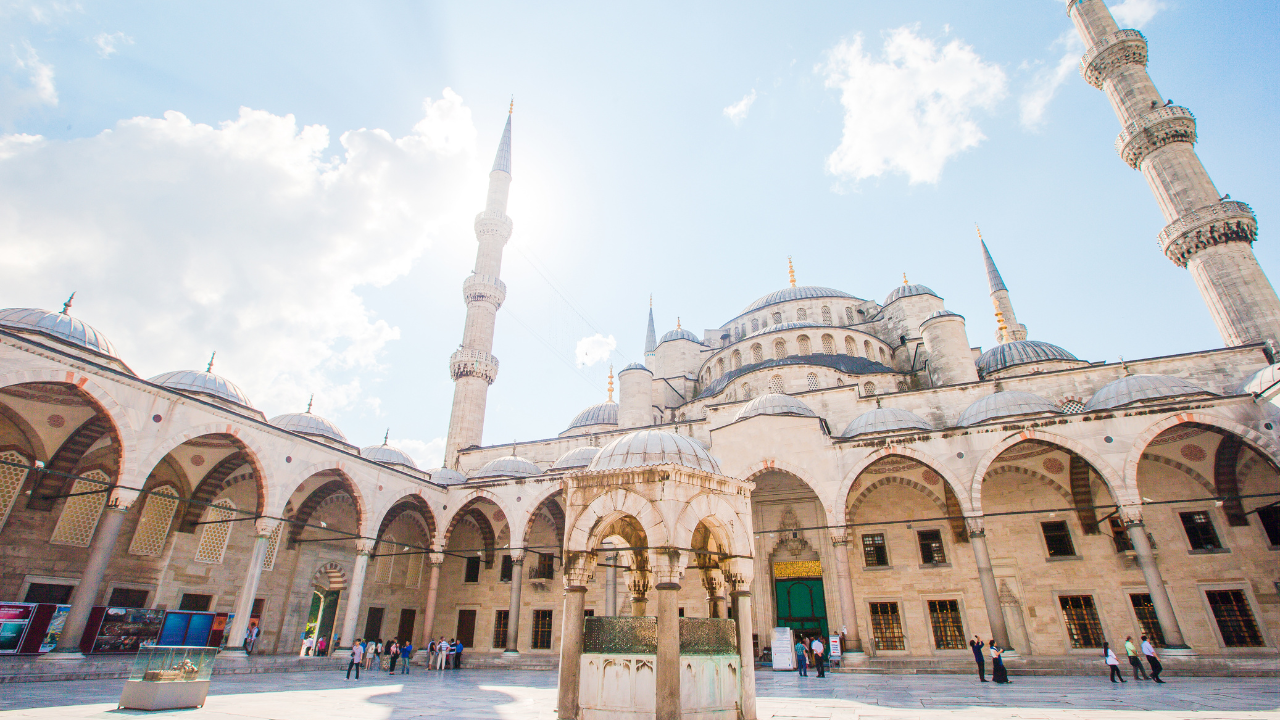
[46,414,65,429]
[377,484,383,491]
[285,456,292,463]
[921,469,941,486]
[956,452,964,459]
[1042,457,1065,474]
[190,455,205,467]
[152,414,163,423]
[1180,444,1207,462]
[516,497,521,503]
[492,509,506,523]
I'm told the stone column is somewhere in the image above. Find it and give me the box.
[967,518,1010,649]
[223,519,276,656]
[505,551,524,653]
[1124,511,1189,648]
[654,581,681,720]
[335,541,373,654]
[732,591,758,720]
[830,535,864,653]
[47,505,129,658]
[629,570,650,617]
[556,553,591,720]
[420,553,443,647]
[604,542,617,617]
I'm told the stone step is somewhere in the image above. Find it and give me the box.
[0,655,349,684]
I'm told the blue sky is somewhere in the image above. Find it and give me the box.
[2,0,1278,467]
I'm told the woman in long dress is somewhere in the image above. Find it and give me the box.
[990,640,1010,684]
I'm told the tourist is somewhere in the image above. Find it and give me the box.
[1104,642,1125,683]
[1124,636,1149,680]
[794,637,808,677]
[316,636,327,657]
[1141,636,1165,683]
[301,634,314,657]
[453,638,464,669]
[245,623,260,654]
[365,639,375,670]
[810,636,826,678]
[347,638,364,680]
[969,636,987,682]
[401,641,413,674]
[990,641,1009,684]
[374,638,383,670]
[388,639,400,674]
[436,637,450,670]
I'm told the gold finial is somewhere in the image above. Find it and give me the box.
[975,223,983,242]
[383,428,390,445]
[509,97,514,115]
[607,365,614,402]
[903,273,909,286]
[206,351,216,373]
[61,292,75,315]
[677,317,681,329]
[787,256,796,287]
[305,394,314,413]
[649,293,653,308]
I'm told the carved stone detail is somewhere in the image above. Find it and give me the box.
[462,273,507,309]
[449,348,500,384]
[1158,200,1258,267]
[1115,106,1197,168]
[473,210,513,245]
[1080,29,1148,89]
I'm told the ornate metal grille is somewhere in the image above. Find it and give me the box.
[862,534,888,567]
[869,602,905,651]
[262,522,282,571]
[532,610,554,649]
[917,530,945,565]
[806,373,819,391]
[128,486,179,557]
[680,618,737,655]
[1058,595,1103,648]
[927,600,965,650]
[583,616,657,654]
[1128,593,1165,646]
[1041,521,1076,557]
[1205,590,1263,646]
[194,499,236,564]
[1179,511,1222,550]
[50,470,110,548]
[0,450,29,533]
[492,610,508,648]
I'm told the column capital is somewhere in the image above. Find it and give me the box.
[427,552,445,566]
[729,589,752,599]
[964,515,985,537]
[354,538,376,556]
[1119,504,1144,525]
[562,550,595,588]
[253,517,279,537]
[509,549,526,565]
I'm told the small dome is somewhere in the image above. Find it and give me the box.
[150,370,253,408]
[884,284,939,306]
[619,362,651,374]
[957,391,1060,427]
[658,327,703,345]
[1085,374,1210,411]
[922,310,963,326]
[471,455,541,479]
[0,308,120,359]
[840,408,933,438]
[1236,364,1280,396]
[269,412,350,445]
[566,402,618,431]
[427,468,467,485]
[588,430,722,474]
[977,340,1078,377]
[735,393,817,422]
[361,443,418,469]
[746,321,826,339]
[552,446,601,469]
[742,286,856,314]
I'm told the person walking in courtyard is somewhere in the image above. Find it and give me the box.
[436,637,450,670]
[810,636,826,678]
[990,641,1010,684]
[316,636,327,656]
[401,640,413,674]
[1141,636,1165,683]
[794,637,808,677]
[453,638,464,669]
[301,634,314,657]
[1125,636,1149,680]
[373,638,383,670]
[346,638,363,680]
[970,636,986,682]
[1104,642,1126,683]
[388,639,400,674]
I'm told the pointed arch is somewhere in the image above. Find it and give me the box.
[565,488,668,553]
[1125,412,1280,496]
[437,488,515,547]
[971,429,1123,511]
[671,492,751,557]
[178,450,257,531]
[374,493,437,554]
[846,475,948,523]
[285,470,365,548]
[522,490,566,551]
[982,465,1074,505]
[740,459,837,524]
[1139,451,1215,497]
[26,414,117,511]
[141,424,272,519]
[838,446,970,520]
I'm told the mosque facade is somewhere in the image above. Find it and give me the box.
[0,0,1275,707]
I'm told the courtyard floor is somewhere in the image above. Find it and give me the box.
[2,667,1278,719]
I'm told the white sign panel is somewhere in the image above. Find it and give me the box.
[828,635,841,660]
[771,626,795,671]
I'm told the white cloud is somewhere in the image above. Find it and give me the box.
[1019,31,1083,130]
[12,39,56,105]
[1111,0,1164,29]
[394,437,446,470]
[574,333,617,367]
[723,90,757,126]
[93,31,133,58]
[0,88,482,418]
[821,26,1006,185]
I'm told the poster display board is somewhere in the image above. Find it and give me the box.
[158,612,216,647]
[770,626,796,671]
[92,608,164,654]
[828,635,842,667]
[0,603,33,653]
[36,605,71,653]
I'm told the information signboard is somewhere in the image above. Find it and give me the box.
[770,626,795,671]
[0,603,34,654]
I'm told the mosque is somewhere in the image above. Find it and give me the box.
[0,1,1277,717]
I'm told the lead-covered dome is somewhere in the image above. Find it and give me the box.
[269,411,351,446]
[361,443,418,469]
[659,327,703,345]
[957,391,1060,427]
[840,408,933,438]
[619,362,651,374]
[1236,364,1280,396]
[427,468,467,485]
[1085,374,1210,411]
[150,370,253,409]
[566,402,618,431]
[0,308,120,360]
[735,393,817,422]
[922,310,963,325]
[588,430,721,474]
[742,286,856,314]
[552,446,601,469]
[471,455,541,479]
[884,284,939,306]
[746,321,825,339]
[976,340,1078,377]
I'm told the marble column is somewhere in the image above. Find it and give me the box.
[1124,513,1189,648]
[731,590,758,720]
[556,585,588,719]
[967,518,1010,649]
[629,570,650,617]
[505,551,524,653]
[335,542,372,653]
[223,519,276,656]
[830,535,864,653]
[654,581,681,720]
[47,505,129,658]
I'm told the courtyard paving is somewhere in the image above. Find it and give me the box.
[1,667,1278,719]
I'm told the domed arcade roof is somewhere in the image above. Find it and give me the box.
[361,443,418,469]
[957,391,1060,427]
[552,446,601,469]
[976,340,1078,377]
[471,455,541,479]
[588,430,721,474]
[1084,374,1210,411]
[1238,364,1280,396]
[619,362,651,374]
[840,408,933,438]
[566,402,618,431]
[884,284,939,306]
[427,468,467,485]
[0,307,120,360]
[922,310,963,325]
[269,411,351,446]
[658,327,703,345]
[735,393,817,422]
[742,286,856,314]
[150,369,253,409]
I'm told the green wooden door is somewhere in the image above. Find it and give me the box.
[774,578,828,639]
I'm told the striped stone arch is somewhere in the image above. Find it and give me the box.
[508,482,565,553]
[137,423,273,508]
[374,494,436,554]
[740,458,838,525]
[979,465,1075,506]
[438,488,514,545]
[838,445,970,519]
[312,561,348,591]
[671,493,751,558]
[846,475,947,524]
[178,453,257,532]
[566,488,669,553]
[441,495,504,566]
[286,471,365,548]
[1126,412,1280,495]
[971,430,1124,511]
[1139,452,1215,497]
[521,491,566,551]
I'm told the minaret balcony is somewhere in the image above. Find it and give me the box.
[1115,106,1197,168]
[450,348,500,384]
[1158,200,1257,267]
[474,210,513,244]
[463,273,507,308]
[1079,29,1147,89]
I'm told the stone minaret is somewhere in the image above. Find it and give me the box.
[1069,0,1280,347]
[979,229,1027,343]
[644,297,657,368]
[444,108,513,468]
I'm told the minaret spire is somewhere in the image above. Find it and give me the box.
[787,256,796,287]
[644,297,657,368]
[977,226,1026,344]
[444,108,514,467]
[607,365,614,403]
[1069,0,1280,347]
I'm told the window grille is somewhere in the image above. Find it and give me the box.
[751,319,759,332]
[194,499,236,564]
[406,554,423,588]
[897,381,909,392]
[822,335,835,354]
[864,340,873,357]
[529,552,555,579]
[862,533,888,567]
[845,337,856,355]
[492,610,509,648]
[1041,521,1076,557]
[878,348,888,364]
[796,308,807,321]
[732,350,742,369]
[769,375,785,394]
[716,358,725,376]
[927,599,965,649]
[1129,594,1166,646]
[262,521,283,571]
[464,556,482,583]
[128,486,179,557]
[772,312,782,325]
[1179,511,1222,550]
[1059,399,1086,413]
[917,529,945,564]
[797,336,811,354]
[752,344,763,363]
[376,535,397,584]
[500,555,513,582]
[806,373,819,391]
[869,602,905,650]
[1058,595,1104,648]
[821,306,832,325]
[0,450,29,533]
[845,307,855,324]
[774,339,787,359]
[532,610,554,649]
[1205,589,1263,646]
[50,469,111,547]
[1109,517,1133,553]
[742,384,752,399]
[1260,506,1280,546]
[863,382,875,397]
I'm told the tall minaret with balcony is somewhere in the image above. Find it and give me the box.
[1069,0,1280,347]
[445,107,513,468]
[979,227,1026,343]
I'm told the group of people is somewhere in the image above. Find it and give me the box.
[793,636,829,678]
[969,636,1010,684]
[1104,636,1166,684]
[346,638,414,679]
[300,634,327,656]
[426,637,465,670]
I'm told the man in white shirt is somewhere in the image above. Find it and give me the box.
[810,637,826,678]
[1140,636,1165,683]
[346,638,364,680]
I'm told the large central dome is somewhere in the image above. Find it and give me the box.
[741,286,855,314]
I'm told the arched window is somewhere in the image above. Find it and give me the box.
[0,450,29,533]
[845,336,856,355]
[716,357,725,377]
[262,521,283,571]
[769,375,785,394]
[821,306,832,325]
[731,350,742,369]
[772,312,783,325]
[751,318,759,332]
[845,307,855,324]
[195,499,237,564]
[836,378,844,386]
[727,389,736,402]
[50,469,111,548]
[822,334,835,354]
[864,340,873,357]
[879,347,888,364]
[774,339,787,359]
[376,534,397,584]
[797,307,807,321]
[129,485,180,557]
[897,380,909,392]
[806,373,820,390]
[863,381,876,397]
[797,335,811,354]
[752,343,764,363]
